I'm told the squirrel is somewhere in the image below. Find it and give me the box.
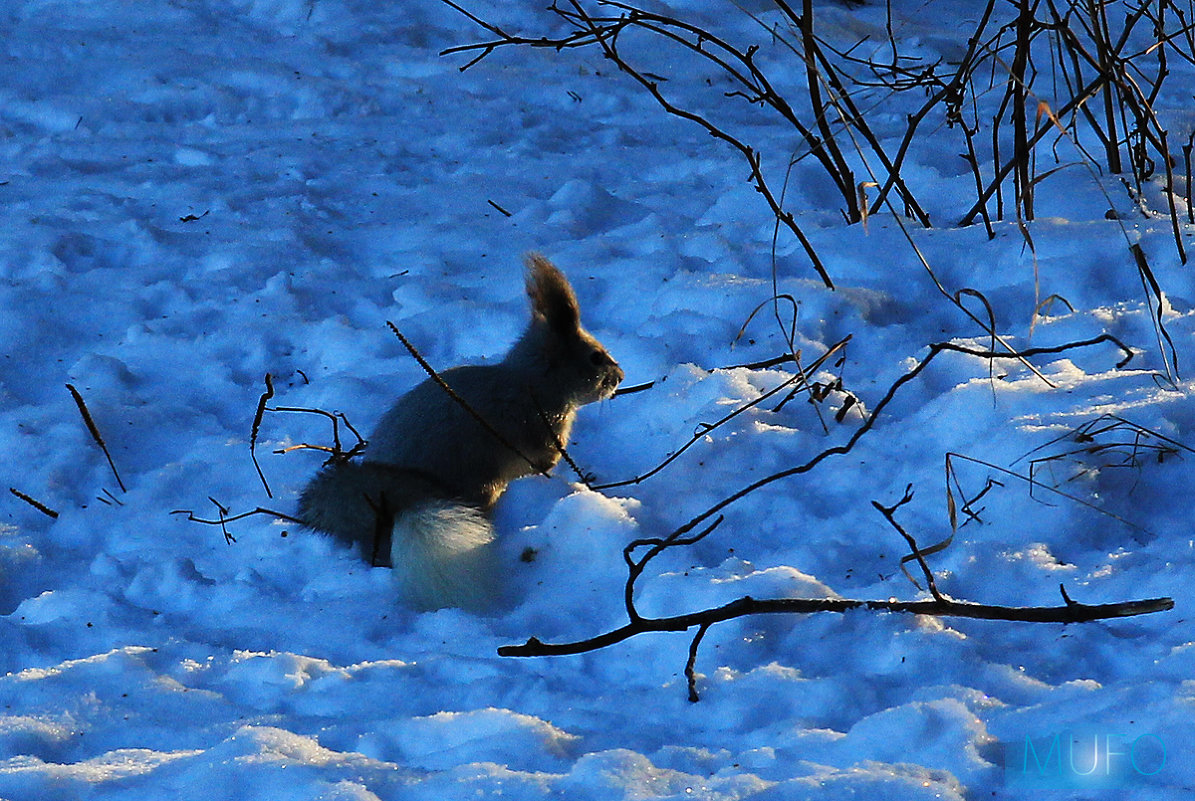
[297,254,624,611]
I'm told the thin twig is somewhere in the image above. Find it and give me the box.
[268,406,367,461]
[872,485,945,602]
[251,373,274,498]
[613,346,837,397]
[1130,243,1180,381]
[534,395,592,486]
[66,383,126,493]
[623,516,724,623]
[594,337,851,490]
[171,506,306,527]
[685,622,712,702]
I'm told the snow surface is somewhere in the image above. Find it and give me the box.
[1,0,1193,798]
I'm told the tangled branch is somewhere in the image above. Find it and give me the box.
[440,0,1195,292]
[498,331,1170,699]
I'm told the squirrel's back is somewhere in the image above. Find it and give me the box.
[366,364,576,509]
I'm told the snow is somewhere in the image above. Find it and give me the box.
[1,0,1193,798]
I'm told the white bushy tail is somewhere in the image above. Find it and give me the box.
[390,501,497,612]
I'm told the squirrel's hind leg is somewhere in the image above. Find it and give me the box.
[297,461,446,566]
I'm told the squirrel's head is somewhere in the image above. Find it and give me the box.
[510,253,623,406]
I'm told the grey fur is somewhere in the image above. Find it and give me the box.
[296,254,623,608]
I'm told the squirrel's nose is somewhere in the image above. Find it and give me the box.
[609,362,624,387]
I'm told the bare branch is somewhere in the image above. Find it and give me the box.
[499,592,1174,658]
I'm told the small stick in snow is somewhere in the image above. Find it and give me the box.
[9,487,59,519]
[66,383,126,493]
[171,504,306,545]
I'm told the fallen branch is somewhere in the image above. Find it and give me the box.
[499,588,1174,659]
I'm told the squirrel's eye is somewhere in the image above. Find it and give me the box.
[589,350,607,366]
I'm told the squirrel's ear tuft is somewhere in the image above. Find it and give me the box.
[524,253,580,334]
